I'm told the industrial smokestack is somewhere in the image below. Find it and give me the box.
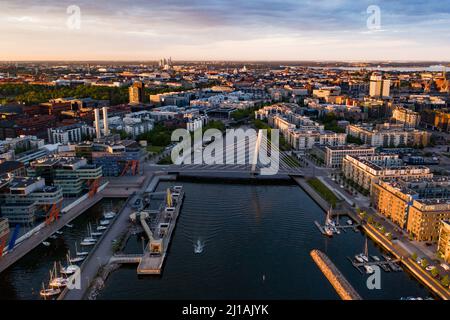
[102,107,109,136]
[94,108,101,139]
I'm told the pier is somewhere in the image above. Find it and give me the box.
[311,249,362,300]
[106,186,185,275]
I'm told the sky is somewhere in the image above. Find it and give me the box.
[1,0,450,61]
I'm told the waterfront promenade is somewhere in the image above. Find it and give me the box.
[0,183,110,274]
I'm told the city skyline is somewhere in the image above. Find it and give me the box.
[1,0,450,61]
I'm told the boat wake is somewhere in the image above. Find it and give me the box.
[193,239,205,254]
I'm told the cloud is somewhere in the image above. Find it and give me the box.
[0,0,449,60]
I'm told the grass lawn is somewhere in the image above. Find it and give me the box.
[307,178,339,208]
[147,145,165,154]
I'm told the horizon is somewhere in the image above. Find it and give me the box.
[1,0,450,61]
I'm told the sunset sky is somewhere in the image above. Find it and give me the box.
[1,0,450,61]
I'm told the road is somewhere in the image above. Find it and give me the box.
[0,191,104,274]
[63,172,155,300]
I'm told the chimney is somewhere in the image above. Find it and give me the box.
[102,107,109,136]
[94,108,101,139]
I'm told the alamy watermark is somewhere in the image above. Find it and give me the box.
[66,5,81,30]
[170,126,280,175]
[366,5,381,31]
[366,265,382,290]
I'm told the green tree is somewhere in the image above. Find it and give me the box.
[441,275,449,287]
[421,258,429,269]
[411,252,418,261]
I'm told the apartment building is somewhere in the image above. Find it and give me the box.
[320,145,376,168]
[347,123,430,147]
[392,106,421,128]
[438,221,450,263]
[372,177,450,241]
[343,154,432,193]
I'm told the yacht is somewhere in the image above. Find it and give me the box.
[40,283,61,299]
[371,255,380,262]
[55,230,63,235]
[65,223,74,228]
[97,225,107,231]
[364,265,375,274]
[75,242,89,256]
[99,219,110,226]
[103,211,116,219]
[346,219,353,225]
[42,241,50,247]
[355,254,364,263]
[80,240,96,246]
[49,263,68,289]
[60,258,78,275]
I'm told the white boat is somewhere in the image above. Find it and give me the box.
[91,231,103,237]
[346,219,353,225]
[69,256,85,263]
[194,239,204,254]
[371,255,380,262]
[65,223,74,228]
[97,226,107,231]
[103,211,116,219]
[324,226,334,237]
[42,241,50,247]
[75,242,89,256]
[40,282,61,299]
[99,220,110,226]
[60,259,78,275]
[49,262,68,289]
[364,265,375,274]
[80,240,96,246]
[55,230,63,235]
[49,235,58,240]
[355,255,364,263]
[360,254,369,262]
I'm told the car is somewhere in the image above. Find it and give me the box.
[425,266,435,272]
[416,258,423,264]
[440,263,450,271]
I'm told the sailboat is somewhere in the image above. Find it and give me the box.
[81,225,97,246]
[88,223,102,237]
[40,282,61,299]
[75,242,89,257]
[360,238,369,262]
[68,249,85,263]
[60,256,78,275]
[49,262,69,289]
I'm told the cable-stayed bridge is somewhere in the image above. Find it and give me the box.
[167,129,308,176]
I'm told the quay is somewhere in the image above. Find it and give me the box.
[310,249,362,300]
[0,181,125,274]
[111,186,185,275]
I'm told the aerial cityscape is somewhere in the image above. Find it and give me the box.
[0,0,449,310]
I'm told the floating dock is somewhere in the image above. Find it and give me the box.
[311,249,362,300]
[109,187,185,275]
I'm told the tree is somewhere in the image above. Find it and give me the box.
[441,275,449,287]
[431,267,439,278]
[411,252,418,261]
[421,258,429,269]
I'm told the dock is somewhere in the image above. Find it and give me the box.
[110,186,185,275]
[311,249,362,300]
[347,256,402,274]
